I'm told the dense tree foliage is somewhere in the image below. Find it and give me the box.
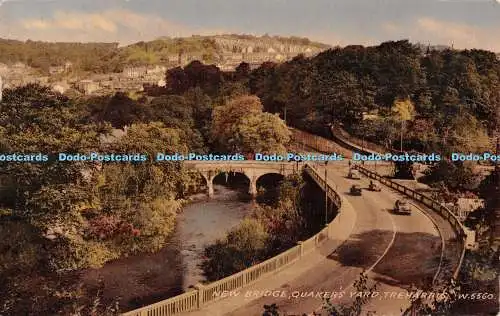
[201,173,334,281]
[0,85,205,314]
[243,40,499,152]
[2,38,500,315]
[211,95,290,154]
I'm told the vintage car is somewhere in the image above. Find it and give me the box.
[368,180,382,192]
[350,184,362,196]
[394,199,411,215]
[347,169,360,179]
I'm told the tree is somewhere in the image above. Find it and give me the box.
[232,112,291,154]
[148,95,205,151]
[446,112,491,154]
[391,98,416,151]
[421,160,482,193]
[235,62,251,80]
[211,95,290,153]
[100,92,148,128]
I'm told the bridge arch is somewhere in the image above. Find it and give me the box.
[255,173,286,203]
[211,171,251,196]
[184,161,299,199]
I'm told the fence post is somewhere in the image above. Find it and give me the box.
[298,241,304,257]
[194,283,205,309]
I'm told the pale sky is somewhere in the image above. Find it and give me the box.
[0,0,499,51]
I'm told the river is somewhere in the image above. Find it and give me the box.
[80,184,253,312]
[178,185,254,290]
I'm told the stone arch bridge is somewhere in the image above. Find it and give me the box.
[184,161,302,198]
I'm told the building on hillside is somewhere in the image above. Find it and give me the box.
[166,54,180,63]
[186,54,204,63]
[64,61,73,72]
[0,63,8,76]
[157,79,166,87]
[274,54,286,62]
[220,53,244,63]
[52,81,70,94]
[49,65,65,75]
[123,66,148,78]
[148,65,167,74]
[77,79,99,95]
[303,47,318,57]
[248,62,263,70]
[216,64,237,72]
[12,62,26,70]
[243,52,274,63]
[36,76,49,85]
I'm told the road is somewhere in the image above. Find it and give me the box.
[184,161,444,316]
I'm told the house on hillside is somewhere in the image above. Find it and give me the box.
[244,46,254,53]
[49,65,65,75]
[216,64,237,72]
[166,54,180,63]
[248,62,263,70]
[146,65,166,75]
[123,66,147,78]
[243,52,274,63]
[64,61,73,72]
[77,79,99,95]
[12,62,27,70]
[52,81,70,94]
[0,63,8,75]
[274,54,286,62]
[157,79,166,87]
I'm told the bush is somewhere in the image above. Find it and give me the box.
[201,218,268,281]
[0,220,41,273]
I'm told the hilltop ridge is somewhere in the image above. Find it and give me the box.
[0,34,331,74]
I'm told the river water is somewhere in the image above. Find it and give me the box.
[81,184,253,311]
[179,185,254,290]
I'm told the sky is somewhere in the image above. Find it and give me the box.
[0,0,499,51]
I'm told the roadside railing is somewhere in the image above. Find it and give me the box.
[121,164,343,316]
[290,127,353,158]
[330,124,388,155]
[354,165,466,279]
[291,125,467,280]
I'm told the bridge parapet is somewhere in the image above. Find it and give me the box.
[184,161,303,198]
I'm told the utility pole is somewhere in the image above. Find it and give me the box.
[324,160,329,225]
[400,120,404,152]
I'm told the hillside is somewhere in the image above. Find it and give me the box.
[0,34,331,74]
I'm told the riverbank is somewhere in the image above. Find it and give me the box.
[79,184,254,312]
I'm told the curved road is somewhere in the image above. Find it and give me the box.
[184,161,444,316]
